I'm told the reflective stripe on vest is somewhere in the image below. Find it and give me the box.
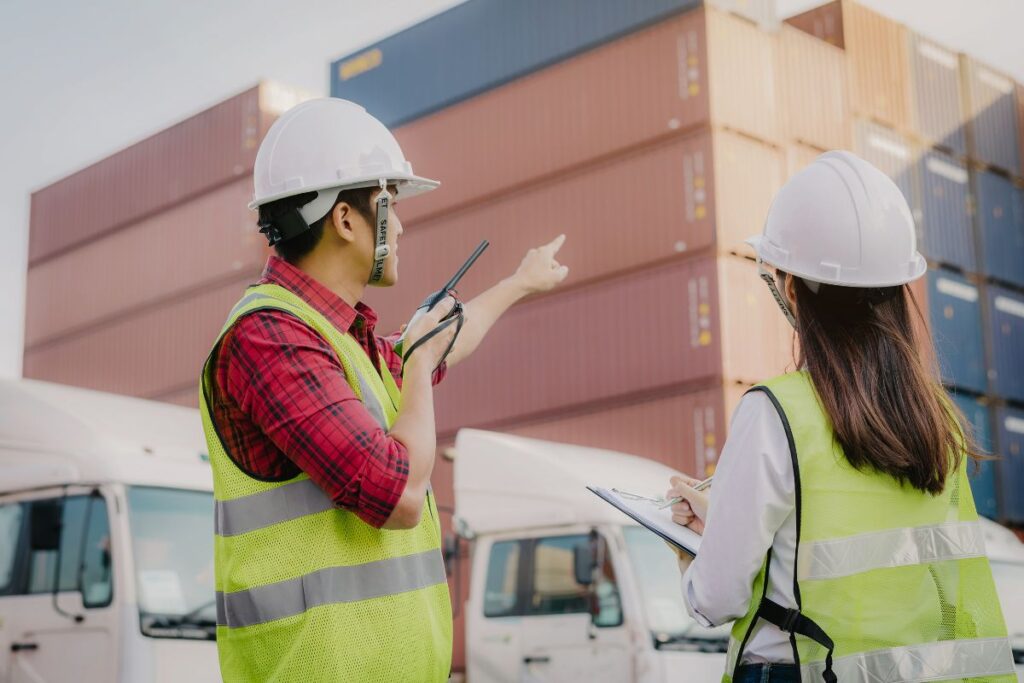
[797,520,986,581]
[215,478,333,537]
[800,638,1015,683]
[215,549,447,628]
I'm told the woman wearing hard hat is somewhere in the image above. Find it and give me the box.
[667,151,1015,683]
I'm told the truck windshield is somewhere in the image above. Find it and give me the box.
[622,526,731,651]
[127,486,215,640]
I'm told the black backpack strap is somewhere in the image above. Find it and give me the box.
[757,598,837,683]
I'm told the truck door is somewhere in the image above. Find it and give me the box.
[518,533,631,683]
[0,490,117,683]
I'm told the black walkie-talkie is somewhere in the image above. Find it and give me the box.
[394,240,489,358]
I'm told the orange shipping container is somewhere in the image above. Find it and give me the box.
[431,254,794,438]
[369,128,785,333]
[777,24,850,150]
[25,177,265,349]
[786,0,910,132]
[395,6,780,225]
[23,274,256,400]
[28,82,310,265]
[785,142,828,179]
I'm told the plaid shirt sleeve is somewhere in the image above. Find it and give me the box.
[220,311,409,528]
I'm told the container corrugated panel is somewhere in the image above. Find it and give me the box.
[918,149,974,271]
[394,8,780,225]
[505,385,748,478]
[370,128,784,335]
[784,0,844,48]
[907,33,966,156]
[988,285,1024,403]
[27,84,295,265]
[777,24,850,150]
[330,0,701,127]
[431,258,722,435]
[785,143,827,179]
[995,405,1024,523]
[842,1,910,131]
[853,120,918,213]
[22,275,253,399]
[962,57,1021,176]
[717,257,796,382]
[950,393,997,519]
[927,269,986,394]
[24,178,265,348]
[975,170,1024,288]
[1017,82,1024,178]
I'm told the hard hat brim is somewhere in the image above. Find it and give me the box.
[248,173,440,211]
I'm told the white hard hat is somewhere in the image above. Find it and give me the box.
[249,98,439,224]
[747,150,926,288]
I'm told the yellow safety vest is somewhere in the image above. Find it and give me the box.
[723,371,1015,682]
[199,283,452,682]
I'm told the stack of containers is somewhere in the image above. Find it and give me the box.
[23,82,313,406]
[787,1,1024,522]
[331,0,783,669]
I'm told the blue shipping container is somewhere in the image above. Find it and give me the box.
[951,393,997,518]
[988,285,1024,402]
[975,170,1024,288]
[928,270,987,394]
[995,405,1024,523]
[330,0,700,127]
[918,150,974,271]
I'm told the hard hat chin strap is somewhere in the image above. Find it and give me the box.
[369,179,392,285]
[757,259,798,329]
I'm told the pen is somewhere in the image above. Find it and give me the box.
[657,475,714,509]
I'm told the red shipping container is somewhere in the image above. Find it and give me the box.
[25,177,266,348]
[394,6,780,225]
[369,128,785,333]
[786,0,910,132]
[431,254,794,437]
[23,273,257,400]
[28,82,311,265]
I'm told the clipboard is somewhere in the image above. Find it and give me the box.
[587,486,703,557]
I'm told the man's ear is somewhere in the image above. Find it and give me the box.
[330,202,356,244]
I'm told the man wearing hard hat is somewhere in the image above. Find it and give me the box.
[198,98,568,682]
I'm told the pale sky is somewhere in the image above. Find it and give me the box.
[2,0,1022,378]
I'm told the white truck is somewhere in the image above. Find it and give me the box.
[0,379,219,683]
[1,380,1020,682]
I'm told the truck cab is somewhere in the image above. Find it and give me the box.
[454,429,728,683]
[0,379,219,683]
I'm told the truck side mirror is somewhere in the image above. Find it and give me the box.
[30,499,62,552]
[573,540,596,587]
[442,533,459,573]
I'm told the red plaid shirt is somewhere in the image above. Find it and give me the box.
[208,256,446,528]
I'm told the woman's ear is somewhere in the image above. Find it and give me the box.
[784,272,799,307]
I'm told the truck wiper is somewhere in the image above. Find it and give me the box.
[140,606,217,641]
[653,632,729,653]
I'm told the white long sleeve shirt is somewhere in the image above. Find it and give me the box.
[680,390,799,664]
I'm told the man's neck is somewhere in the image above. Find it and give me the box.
[294,252,366,308]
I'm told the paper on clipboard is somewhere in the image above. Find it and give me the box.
[587,486,703,557]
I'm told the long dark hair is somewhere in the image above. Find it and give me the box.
[787,273,981,495]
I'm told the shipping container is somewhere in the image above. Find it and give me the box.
[431,254,794,437]
[1017,82,1024,178]
[907,33,966,155]
[995,405,1024,524]
[330,0,776,128]
[988,285,1024,403]
[369,128,785,333]
[393,7,781,225]
[785,143,827,179]
[962,56,1021,176]
[974,170,1024,289]
[156,385,201,409]
[853,120,918,215]
[786,0,910,131]
[927,270,986,394]
[918,149,974,271]
[777,24,850,151]
[22,275,254,400]
[950,393,997,519]
[28,82,310,265]
[25,178,265,348]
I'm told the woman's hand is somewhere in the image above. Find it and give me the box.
[666,475,710,535]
